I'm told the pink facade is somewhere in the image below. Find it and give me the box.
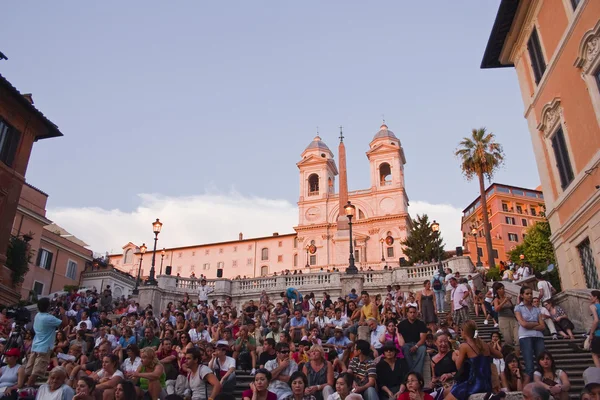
[461,183,546,266]
[12,184,93,299]
[110,124,412,279]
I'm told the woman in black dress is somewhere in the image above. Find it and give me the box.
[376,341,408,400]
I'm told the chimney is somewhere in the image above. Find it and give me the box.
[22,94,34,104]
[273,232,279,236]
[239,232,243,240]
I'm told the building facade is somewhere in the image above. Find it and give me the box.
[461,183,546,266]
[0,74,63,304]
[11,183,93,299]
[482,0,600,289]
[110,124,412,279]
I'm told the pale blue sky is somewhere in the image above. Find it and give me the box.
[0,2,540,252]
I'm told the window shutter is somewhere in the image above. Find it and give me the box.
[36,250,42,267]
[46,252,53,270]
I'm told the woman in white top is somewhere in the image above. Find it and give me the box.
[533,351,570,400]
[185,347,221,400]
[326,373,362,400]
[90,354,124,398]
[122,345,142,374]
[0,348,24,396]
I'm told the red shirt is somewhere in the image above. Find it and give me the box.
[398,393,434,400]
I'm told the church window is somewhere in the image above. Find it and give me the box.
[261,266,269,276]
[124,249,133,264]
[379,163,392,186]
[261,248,269,261]
[308,174,319,196]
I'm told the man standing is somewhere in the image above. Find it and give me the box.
[431,271,445,313]
[198,279,214,306]
[444,268,454,304]
[450,277,470,330]
[25,298,67,386]
[398,306,427,374]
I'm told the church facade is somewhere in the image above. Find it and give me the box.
[109,124,411,279]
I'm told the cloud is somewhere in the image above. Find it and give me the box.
[47,191,464,255]
[409,201,464,249]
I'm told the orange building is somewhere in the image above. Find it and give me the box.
[461,183,546,267]
[482,1,600,289]
[0,74,63,304]
[11,183,93,299]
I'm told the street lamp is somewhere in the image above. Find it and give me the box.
[471,227,483,267]
[379,238,385,262]
[159,248,166,275]
[344,201,358,274]
[431,220,444,275]
[305,245,310,268]
[146,218,163,286]
[133,243,147,295]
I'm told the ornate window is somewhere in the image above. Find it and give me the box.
[308,174,319,196]
[576,21,600,127]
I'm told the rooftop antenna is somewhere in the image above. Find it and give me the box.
[339,125,344,142]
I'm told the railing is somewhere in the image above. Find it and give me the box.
[405,264,439,280]
[174,277,215,291]
[231,273,337,294]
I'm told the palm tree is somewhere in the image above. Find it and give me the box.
[456,128,505,269]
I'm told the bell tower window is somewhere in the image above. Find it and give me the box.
[379,163,392,186]
[308,174,319,196]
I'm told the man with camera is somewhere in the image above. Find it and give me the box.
[24,297,67,386]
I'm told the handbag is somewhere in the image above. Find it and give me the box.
[584,335,592,351]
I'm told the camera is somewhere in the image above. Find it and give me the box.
[6,307,31,325]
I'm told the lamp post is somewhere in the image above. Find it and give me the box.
[305,245,310,268]
[471,227,483,267]
[431,220,444,275]
[344,201,358,274]
[379,238,385,262]
[159,248,166,275]
[133,243,147,295]
[146,218,163,286]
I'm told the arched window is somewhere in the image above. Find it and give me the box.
[379,163,392,185]
[293,254,298,267]
[293,237,298,248]
[261,266,269,276]
[124,249,133,264]
[261,248,269,261]
[308,174,319,196]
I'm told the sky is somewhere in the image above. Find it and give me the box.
[0,2,541,255]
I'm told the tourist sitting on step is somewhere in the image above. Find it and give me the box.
[543,299,576,340]
[501,352,529,392]
[285,371,316,400]
[302,345,335,400]
[264,343,298,400]
[289,310,309,343]
[430,332,457,398]
[347,340,378,400]
[533,351,570,400]
[531,298,559,340]
[208,342,237,394]
[243,368,277,400]
[398,306,427,374]
[376,341,408,400]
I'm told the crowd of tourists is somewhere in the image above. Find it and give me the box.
[0,267,600,400]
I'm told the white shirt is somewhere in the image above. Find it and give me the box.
[198,285,214,302]
[370,325,386,349]
[186,365,214,400]
[76,318,92,331]
[445,275,453,291]
[95,334,117,349]
[452,284,469,311]
[96,369,124,380]
[35,384,74,400]
[537,280,553,302]
[315,316,330,329]
[122,357,142,373]
[214,356,235,372]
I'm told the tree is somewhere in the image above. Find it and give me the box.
[401,214,446,265]
[506,221,560,290]
[456,128,505,268]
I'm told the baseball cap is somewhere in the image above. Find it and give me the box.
[334,326,344,332]
[5,348,20,357]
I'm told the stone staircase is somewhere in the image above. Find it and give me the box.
[451,309,594,399]
[227,310,596,400]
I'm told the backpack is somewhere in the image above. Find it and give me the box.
[432,277,442,291]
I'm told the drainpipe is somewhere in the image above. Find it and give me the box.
[253,240,258,278]
[16,214,24,236]
[48,248,60,294]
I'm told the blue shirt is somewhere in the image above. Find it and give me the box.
[286,288,302,301]
[326,336,352,355]
[32,312,62,353]
[514,303,543,339]
[119,336,136,348]
[290,316,308,328]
